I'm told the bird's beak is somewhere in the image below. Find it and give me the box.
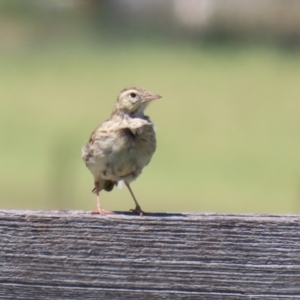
[144,94,161,102]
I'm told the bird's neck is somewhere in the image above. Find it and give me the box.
[111,108,146,119]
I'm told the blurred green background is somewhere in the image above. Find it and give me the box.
[1,0,300,214]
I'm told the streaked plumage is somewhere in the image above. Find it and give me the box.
[82,87,161,215]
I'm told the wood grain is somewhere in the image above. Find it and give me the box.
[1,210,300,299]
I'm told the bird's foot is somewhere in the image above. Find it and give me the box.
[91,207,113,215]
[130,205,145,216]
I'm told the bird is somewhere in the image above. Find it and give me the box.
[82,87,161,215]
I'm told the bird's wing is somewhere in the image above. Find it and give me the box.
[82,118,117,167]
[88,118,114,144]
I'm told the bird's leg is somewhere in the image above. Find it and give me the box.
[91,182,112,215]
[125,182,145,216]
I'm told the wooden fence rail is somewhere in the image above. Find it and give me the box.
[1,210,300,299]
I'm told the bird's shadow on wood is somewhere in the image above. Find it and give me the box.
[112,211,186,217]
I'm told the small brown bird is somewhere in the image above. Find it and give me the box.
[82,87,161,215]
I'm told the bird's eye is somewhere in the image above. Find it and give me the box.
[130,92,136,98]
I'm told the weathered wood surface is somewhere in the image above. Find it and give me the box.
[1,210,300,299]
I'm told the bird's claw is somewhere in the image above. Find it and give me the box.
[91,208,113,215]
[130,206,145,216]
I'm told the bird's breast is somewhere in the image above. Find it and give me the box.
[123,125,156,156]
[109,125,156,177]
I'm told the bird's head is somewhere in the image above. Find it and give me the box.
[114,87,161,117]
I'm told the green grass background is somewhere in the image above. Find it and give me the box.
[1,42,300,213]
